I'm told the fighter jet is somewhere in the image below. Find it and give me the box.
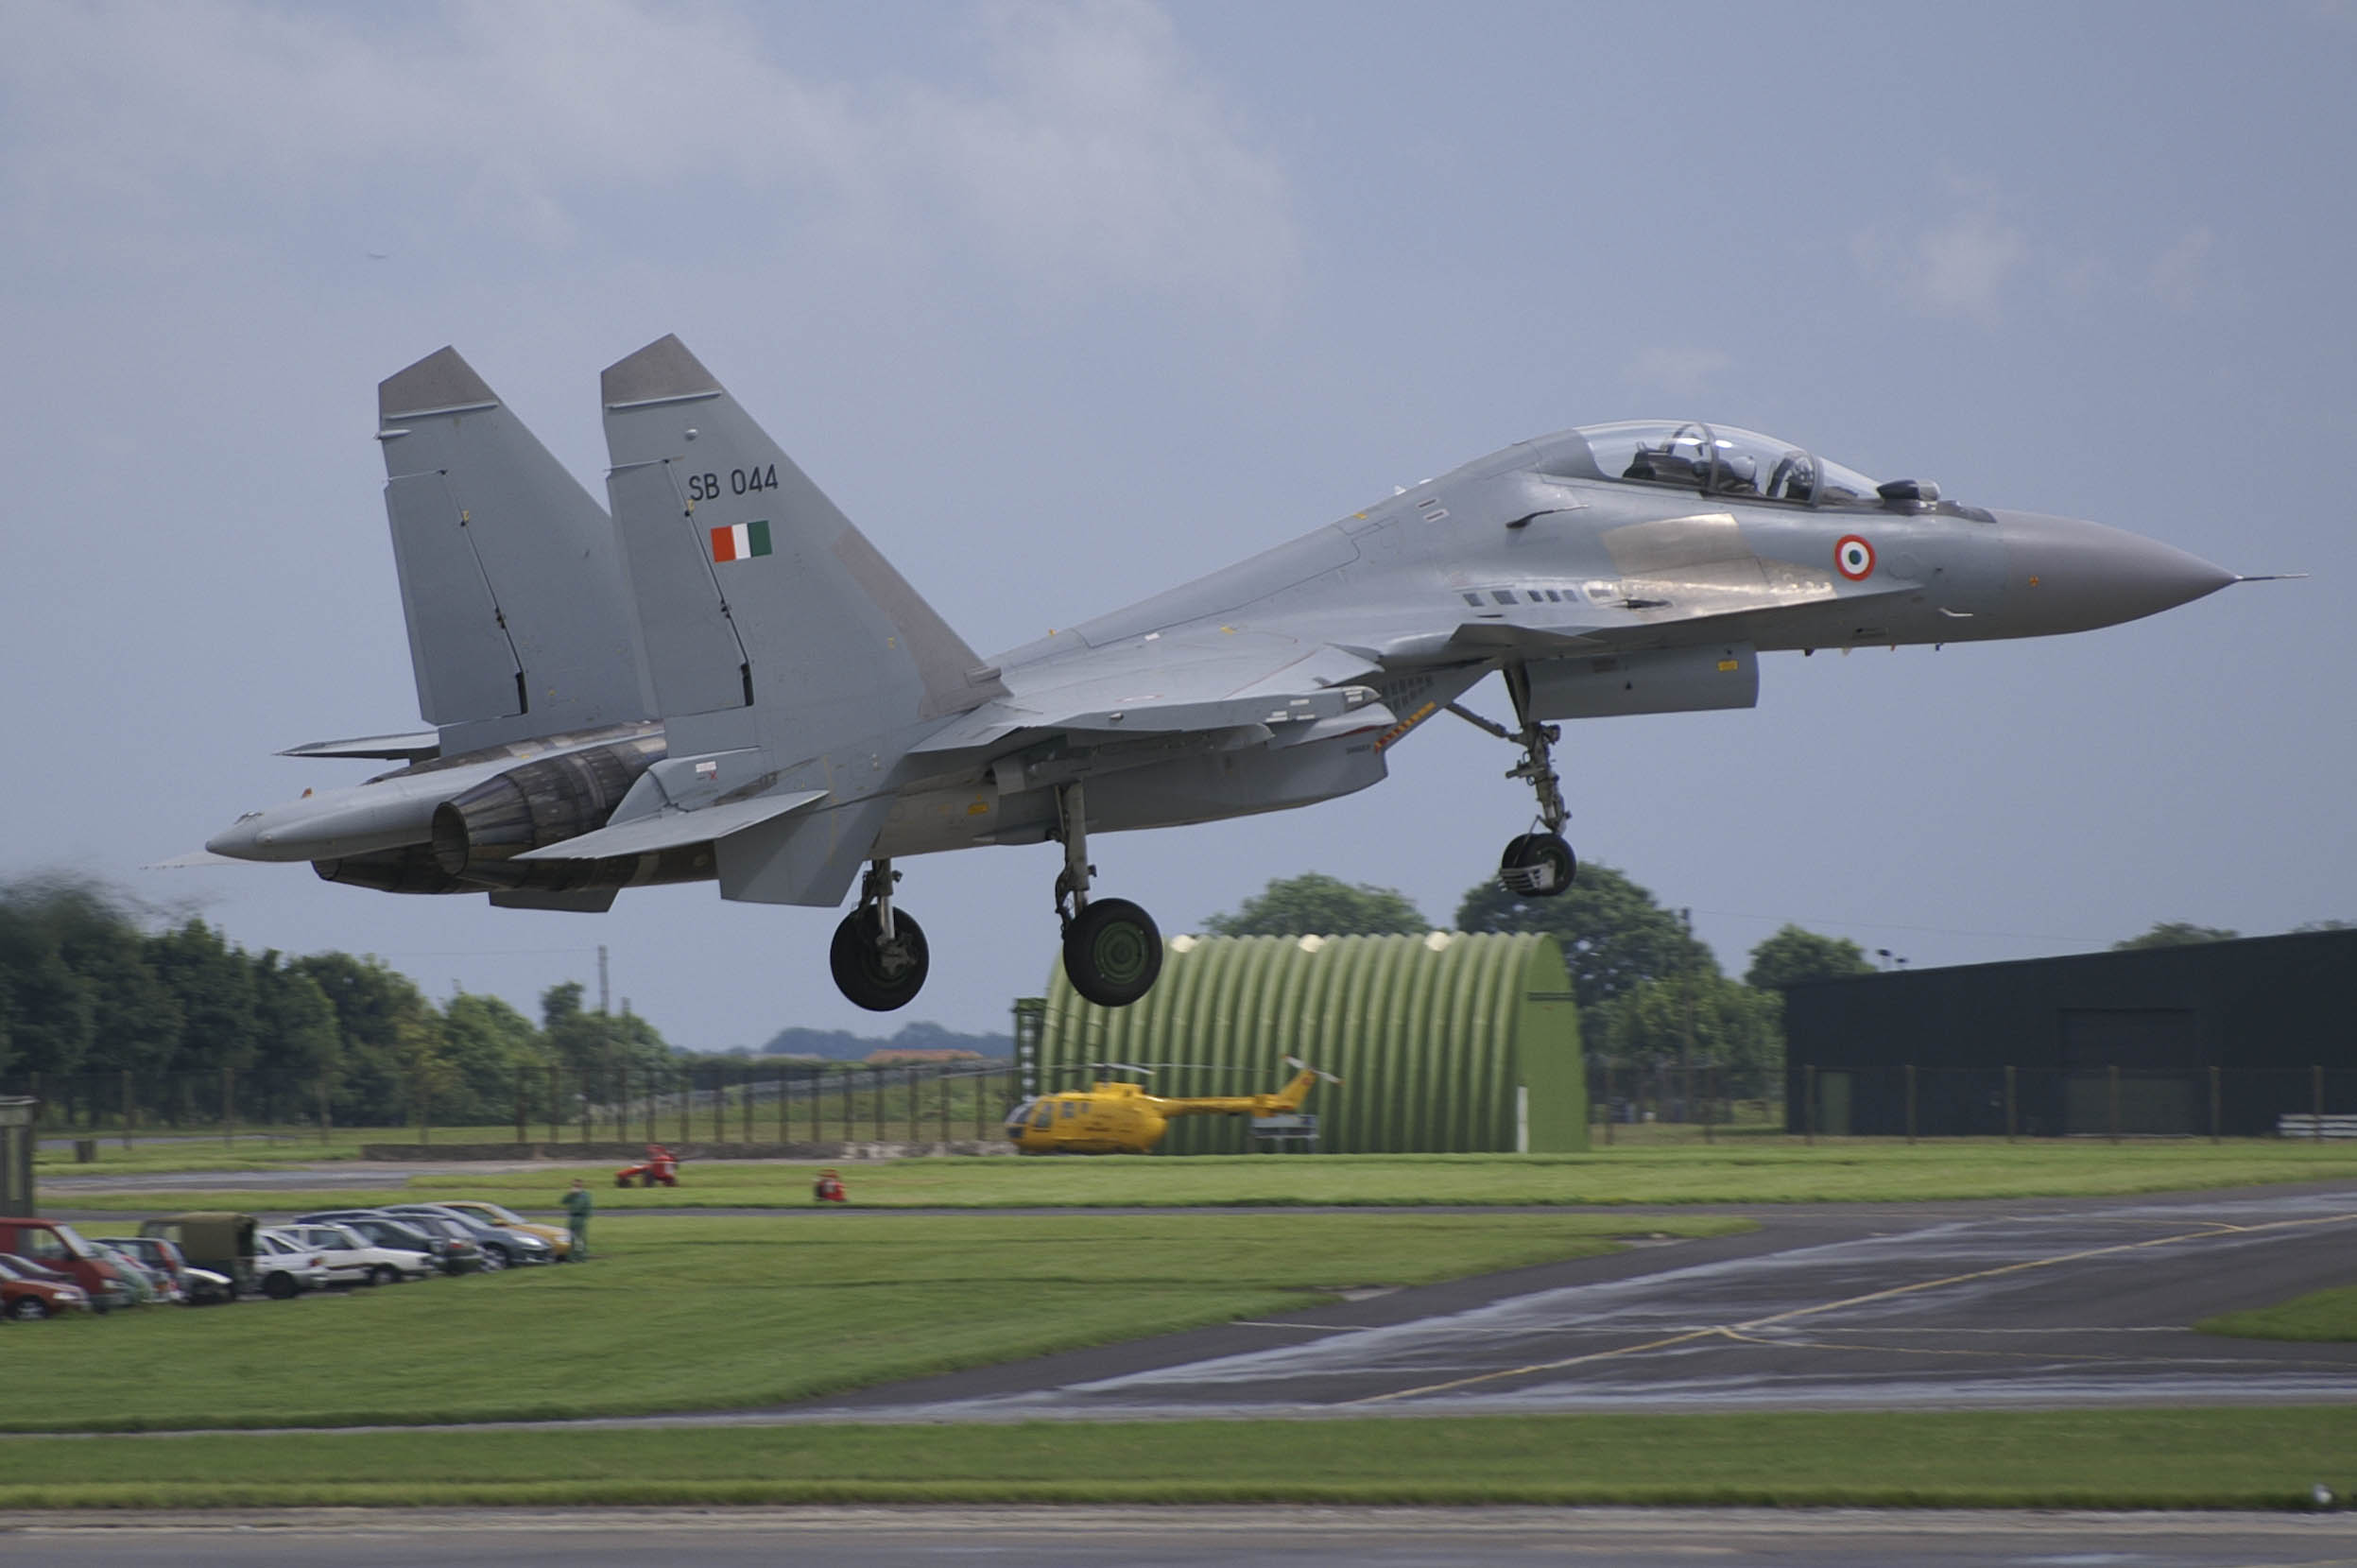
[204,337,2251,1012]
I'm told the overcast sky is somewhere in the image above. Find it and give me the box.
[4,1,2350,1049]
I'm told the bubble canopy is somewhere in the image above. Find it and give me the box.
[1542,421,1881,506]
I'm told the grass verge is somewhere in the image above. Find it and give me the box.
[0,1212,1744,1434]
[44,1140,2357,1215]
[5,1409,2355,1509]
[2197,1284,2357,1341]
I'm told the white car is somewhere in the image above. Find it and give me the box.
[283,1221,436,1287]
[250,1229,335,1299]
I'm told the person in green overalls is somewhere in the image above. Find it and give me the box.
[562,1178,594,1261]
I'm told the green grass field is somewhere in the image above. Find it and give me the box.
[44,1139,2357,1215]
[0,1212,1746,1434]
[2198,1284,2357,1341]
[6,1409,2354,1509]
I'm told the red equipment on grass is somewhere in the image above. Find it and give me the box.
[614,1144,680,1188]
[813,1169,846,1203]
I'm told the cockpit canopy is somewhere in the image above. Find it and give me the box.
[1545,422,1881,506]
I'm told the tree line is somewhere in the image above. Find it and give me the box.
[0,876,670,1127]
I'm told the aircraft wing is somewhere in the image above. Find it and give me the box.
[277,731,443,762]
[911,634,1384,754]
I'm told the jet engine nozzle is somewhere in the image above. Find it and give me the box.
[430,739,662,875]
[1990,509,2236,637]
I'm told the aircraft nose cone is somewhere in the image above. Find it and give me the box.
[204,817,264,860]
[1992,509,2236,636]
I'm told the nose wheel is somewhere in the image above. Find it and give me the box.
[831,859,929,1010]
[1054,782,1163,1007]
[1500,831,1575,897]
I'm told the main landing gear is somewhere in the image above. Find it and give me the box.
[1453,668,1577,900]
[1054,782,1163,1008]
[831,858,930,1011]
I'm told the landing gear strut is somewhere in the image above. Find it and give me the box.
[1054,782,1162,1008]
[1454,667,1577,899]
[831,858,929,1011]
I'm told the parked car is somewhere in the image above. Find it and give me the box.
[381,1204,552,1269]
[281,1221,435,1287]
[0,1218,129,1313]
[295,1210,484,1275]
[91,1235,234,1305]
[0,1252,93,1318]
[137,1213,258,1297]
[88,1240,176,1305]
[435,1199,576,1262]
[250,1230,333,1299]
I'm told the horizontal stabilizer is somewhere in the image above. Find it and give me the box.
[512,789,826,862]
[278,731,442,762]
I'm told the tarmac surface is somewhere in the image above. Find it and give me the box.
[9,1507,2357,1567]
[777,1182,2357,1422]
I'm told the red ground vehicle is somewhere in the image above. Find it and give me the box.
[813,1169,846,1203]
[614,1144,680,1188]
[0,1218,126,1312]
[0,1253,93,1318]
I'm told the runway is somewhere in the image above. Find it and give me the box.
[791,1183,2357,1422]
[9,1507,2356,1568]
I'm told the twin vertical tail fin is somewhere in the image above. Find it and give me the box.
[597,335,1006,763]
[378,349,651,755]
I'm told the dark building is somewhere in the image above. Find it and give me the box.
[1781,930,2357,1137]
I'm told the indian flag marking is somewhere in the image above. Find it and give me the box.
[710,520,773,562]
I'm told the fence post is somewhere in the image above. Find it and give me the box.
[2004,1064,2017,1143]
[515,1064,529,1147]
[1803,1063,1815,1146]
[679,1065,690,1146]
[906,1067,919,1145]
[318,1077,331,1148]
[873,1069,885,1143]
[223,1066,235,1147]
[2108,1063,2120,1145]
[1602,1060,1615,1146]
[2210,1064,2221,1145]
[578,1067,591,1146]
[122,1069,134,1150]
[1703,1065,1715,1145]
[713,1069,723,1144]
[2314,1064,2326,1142]
[1904,1064,1917,1145]
[549,1061,561,1146]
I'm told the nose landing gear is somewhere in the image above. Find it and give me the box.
[1054,782,1163,1008]
[1452,667,1578,900]
[830,858,930,1010]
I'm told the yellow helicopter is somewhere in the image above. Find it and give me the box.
[1005,1058,1340,1155]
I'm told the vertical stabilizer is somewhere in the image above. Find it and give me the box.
[598,335,1006,762]
[379,348,651,754]
[597,336,1006,906]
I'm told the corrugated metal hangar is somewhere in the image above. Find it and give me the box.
[1035,931,1587,1153]
[1781,929,2357,1137]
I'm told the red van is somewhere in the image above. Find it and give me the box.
[0,1217,127,1313]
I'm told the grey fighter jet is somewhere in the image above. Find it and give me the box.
[204,338,2250,1011]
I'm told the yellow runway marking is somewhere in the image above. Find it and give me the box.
[1346,1209,2357,1405]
